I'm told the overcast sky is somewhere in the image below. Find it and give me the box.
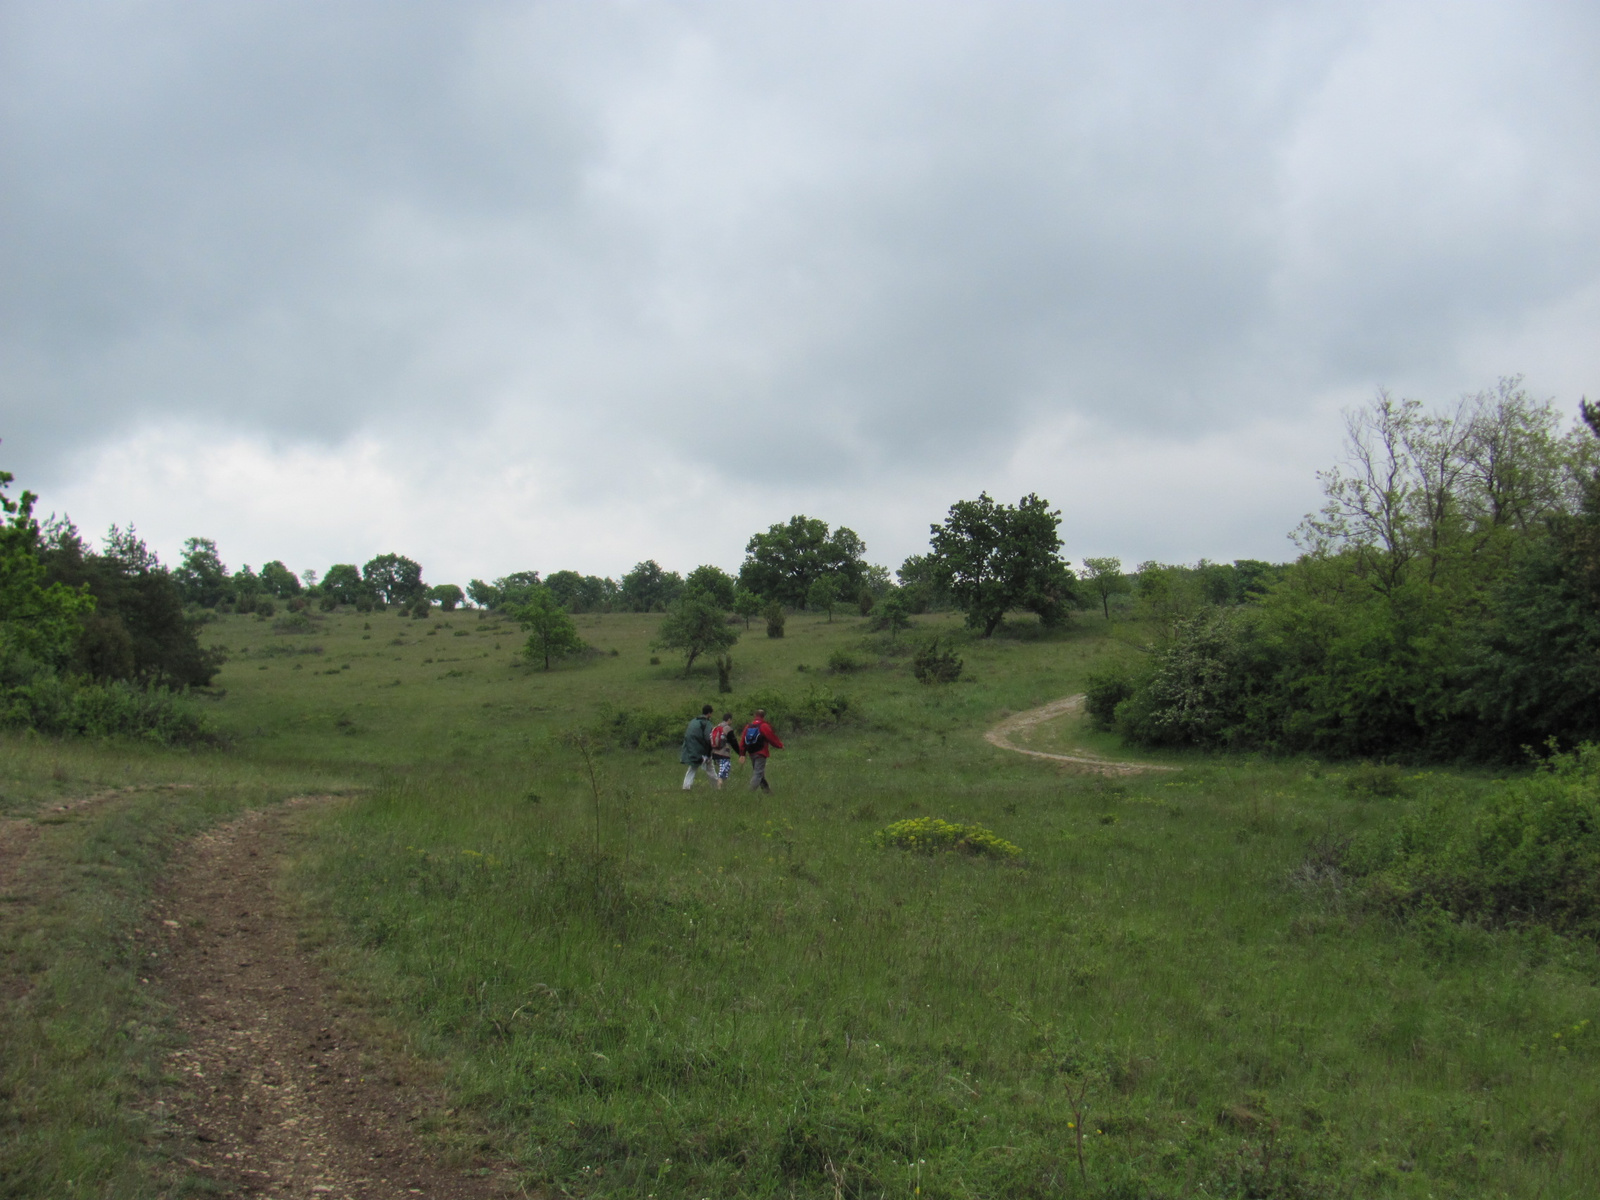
[3,1,1597,586]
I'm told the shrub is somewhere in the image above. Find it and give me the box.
[0,657,217,746]
[911,638,963,684]
[827,649,863,673]
[319,593,339,612]
[739,685,856,733]
[272,612,315,635]
[253,598,277,619]
[1344,744,1600,937]
[874,817,1020,858]
[1084,665,1137,729]
[591,704,686,752]
[765,601,786,638]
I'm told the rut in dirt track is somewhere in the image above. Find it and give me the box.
[984,694,1177,776]
[149,796,519,1200]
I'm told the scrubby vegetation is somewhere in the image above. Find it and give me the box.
[1104,383,1600,761]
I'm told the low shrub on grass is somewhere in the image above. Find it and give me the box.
[1345,743,1600,937]
[741,685,855,732]
[591,704,686,752]
[826,648,863,673]
[873,816,1020,858]
[911,637,963,684]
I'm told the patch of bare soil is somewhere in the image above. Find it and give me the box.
[149,797,521,1199]
[984,694,1177,776]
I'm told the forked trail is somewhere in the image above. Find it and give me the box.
[984,694,1178,776]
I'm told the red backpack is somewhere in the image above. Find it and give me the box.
[710,723,728,751]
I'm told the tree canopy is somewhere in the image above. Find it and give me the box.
[544,570,617,613]
[684,564,737,609]
[926,493,1075,636]
[39,522,220,687]
[322,563,366,606]
[362,554,427,606]
[620,560,683,612]
[259,560,302,598]
[738,516,867,608]
[0,476,95,669]
[174,537,228,608]
[429,583,465,611]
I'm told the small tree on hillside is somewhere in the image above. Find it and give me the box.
[733,587,763,628]
[516,587,586,670]
[655,592,740,676]
[806,576,840,622]
[870,589,912,641]
[1081,557,1129,619]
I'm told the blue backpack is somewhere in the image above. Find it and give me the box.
[742,723,765,751]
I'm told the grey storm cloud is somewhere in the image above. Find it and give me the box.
[2,0,1598,575]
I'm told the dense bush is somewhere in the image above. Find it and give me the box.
[0,653,216,745]
[1083,664,1136,730]
[1345,744,1600,937]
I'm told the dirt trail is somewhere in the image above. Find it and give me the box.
[985,694,1177,776]
[149,797,518,1199]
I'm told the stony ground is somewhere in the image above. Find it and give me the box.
[145,797,522,1200]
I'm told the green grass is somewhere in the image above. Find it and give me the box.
[6,605,1600,1197]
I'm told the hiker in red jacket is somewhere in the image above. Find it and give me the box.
[739,707,784,792]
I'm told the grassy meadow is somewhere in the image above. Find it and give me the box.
[5,603,1600,1197]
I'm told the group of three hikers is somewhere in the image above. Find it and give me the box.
[679,705,784,792]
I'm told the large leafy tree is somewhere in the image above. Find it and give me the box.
[322,563,366,606]
[362,554,427,606]
[654,591,739,676]
[516,586,586,669]
[0,475,95,668]
[620,560,683,612]
[927,493,1075,636]
[259,560,302,598]
[174,537,229,608]
[738,516,867,608]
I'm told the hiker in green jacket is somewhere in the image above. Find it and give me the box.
[680,704,716,790]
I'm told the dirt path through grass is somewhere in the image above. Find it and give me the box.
[985,694,1177,775]
[149,796,518,1199]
